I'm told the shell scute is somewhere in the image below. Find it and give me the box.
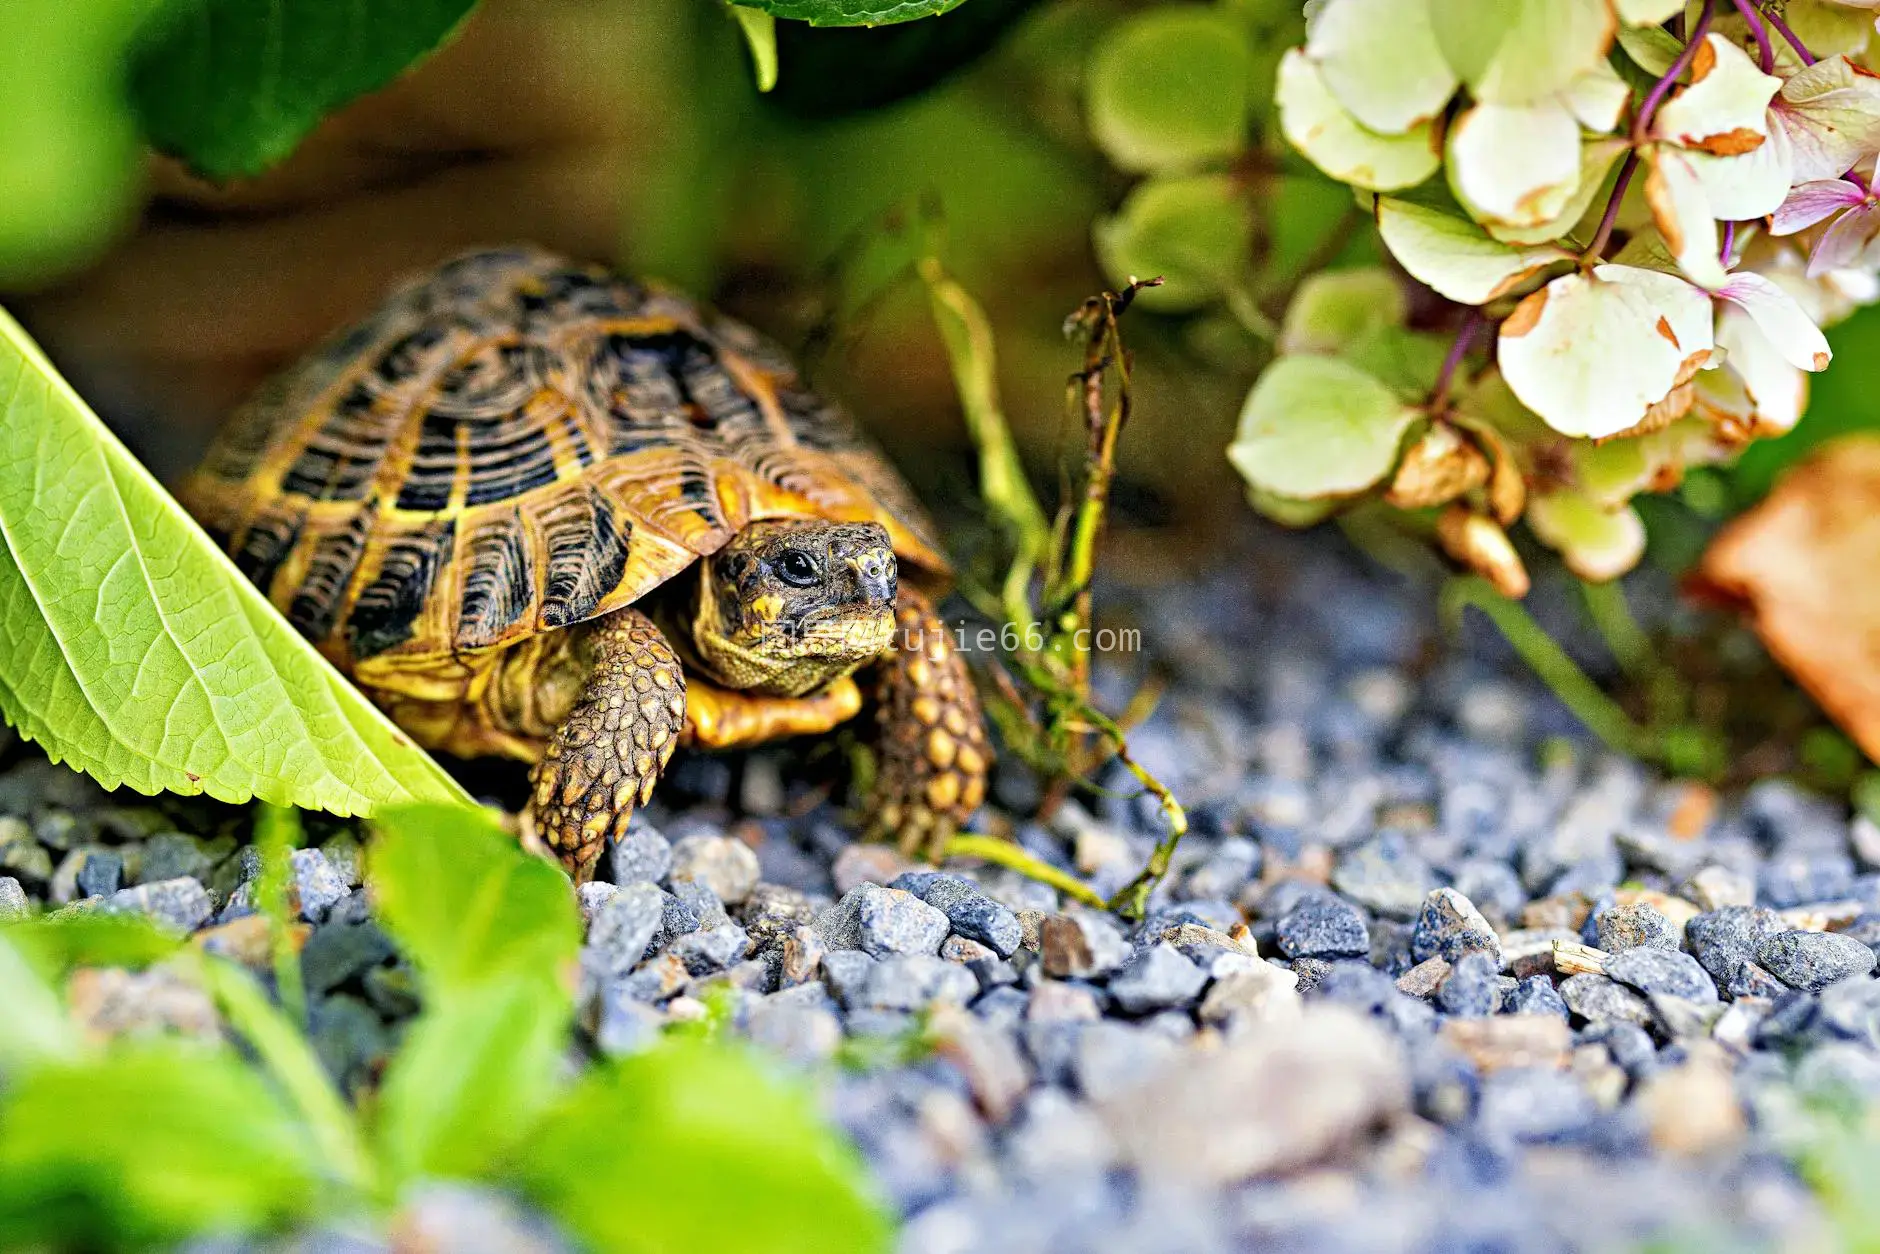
[179,246,946,676]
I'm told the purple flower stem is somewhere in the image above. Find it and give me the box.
[1720,219,1738,266]
[1734,0,1775,73]
[1764,6,1818,66]
[1850,170,1871,194]
[1583,152,1641,263]
[1633,0,1716,146]
[1429,312,1483,413]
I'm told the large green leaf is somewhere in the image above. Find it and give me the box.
[730,0,966,26]
[367,804,581,997]
[515,1039,893,1254]
[0,309,469,816]
[0,0,156,285]
[0,933,79,1073]
[375,976,570,1188]
[0,1044,328,1249]
[128,0,481,180]
[765,0,1041,117]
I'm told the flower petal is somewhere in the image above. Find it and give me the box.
[1305,0,1459,135]
[1429,0,1616,106]
[1376,198,1572,305]
[1483,138,1629,245]
[1652,34,1781,153]
[1809,197,1880,275]
[1526,492,1648,582]
[1716,271,1834,370]
[1276,50,1442,192]
[1770,178,1866,234]
[1645,148,1729,290]
[1562,58,1631,133]
[1448,100,1583,229]
[1774,54,1880,183]
[1497,266,1716,440]
[1680,124,1795,219]
[1614,0,1684,23]
[1716,305,1811,434]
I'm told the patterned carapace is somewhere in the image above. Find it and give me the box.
[181,247,947,681]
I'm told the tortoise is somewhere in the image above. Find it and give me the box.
[180,245,990,882]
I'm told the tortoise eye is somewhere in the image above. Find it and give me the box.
[775,549,821,587]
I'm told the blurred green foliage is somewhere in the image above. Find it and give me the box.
[1733,304,1880,504]
[0,803,891,1250]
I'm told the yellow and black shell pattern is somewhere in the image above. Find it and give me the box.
[181,246,948,692]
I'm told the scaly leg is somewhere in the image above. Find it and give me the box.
[865,588,992,860]
[529,608,686,883]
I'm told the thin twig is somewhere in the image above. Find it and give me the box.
[943,835,1108,909]
[1735,0,1776,72]
[1429,312,1482,413]
[1764,5,1818,65]
[1633,0,1716,147]
[1583,153,1641,263]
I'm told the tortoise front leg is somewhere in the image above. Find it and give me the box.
[864,588,992,860]
[530,607,687,883]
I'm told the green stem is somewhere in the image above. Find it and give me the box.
[195,956,376,1198]
[942,835,1107,910]
[1441,576,1656,760]
[1579,578,1653,682]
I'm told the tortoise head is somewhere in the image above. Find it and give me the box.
[691,519,899,696]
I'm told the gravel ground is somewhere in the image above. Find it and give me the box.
[3,526,1873,1252]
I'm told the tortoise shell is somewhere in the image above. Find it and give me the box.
[182,247,948,681]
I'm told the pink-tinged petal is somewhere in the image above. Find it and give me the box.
[1716,272,1833,371]
[1716,306,1810,435]
[1652,34,1780,153]
[1771,179,1866,235]
[1774,54,1880,183]
[1810,198,1880,276]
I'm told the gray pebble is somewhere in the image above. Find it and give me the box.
[1412,888,1502,965]
[1505,975,1568,1019]
[669,878,730,930]
[1107,943,1206,1015]
[747,992,842,1064]
[858,954,979,1011]
[136,832,219,886]
[1759,930,1878,992]
[575,881,619,926]
[301,920,395,995]
[1072,1020,1180,1101]
[586,881,666,977]
[0,876,25,920]
[1276,897,1371,960]
[673,923,750,975]
[1040,911,1132,979]
[856,884,950,958]
[911,874,1023,958]
[1595,903,1678,953]
[100,877,212,933]
[669,833,760,905]
[592,990,666,1057]
[1686,906,1784,983]
[1605,947,1718,1003]
[1475,1067,1596,1144]
[821,949,877,1009]
[290,849,349,922]
[1436,951,1500,1018]
[1559,973,1656,1029]
[1332,833,1436,919]
[609,820,673,886]
[79,849,126,899]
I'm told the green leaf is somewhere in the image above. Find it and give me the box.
[730,4,781,92]
[728,0,966,27]
[515,1038,893,1254]
[1279,268,1407,355]
[2,912,180,982]
[0,933,79,1073]
[128,0,481,180]
[764,0,1041,117]
[367,803,581,996]
[1086,7,1255,173]
[376,977,569,1188]
[1093,173,1253,312]
[0,1044,328,1249]
[1227,355,1421,498]
[0,310,471,815]
[0,0,153,285]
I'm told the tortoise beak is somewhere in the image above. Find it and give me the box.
[847,548,897,609]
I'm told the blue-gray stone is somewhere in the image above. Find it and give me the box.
[858,953,978,1010]
[856,883,949,957]
[75,849,123,899]
[1276,897,1370,960]
[1760,854,1855,909]
[911,874,1023,958]
[1475,1067,1597,1145]
[1686,907,1784,984]
[1605,947,1718,1003]
[0,876,25,920]
[1581,1021,1656,1077]
[301,920,395,995]
[609,819,673,886]
[1504,976,1568,1019]
[1106,942,1206,1014]
[673,923,750,975]
[669,878,729,930]
[1594,902,1678,953]
[136,832,219,885]
[586,881,666,977]
[101,877,212,933]
[1332,833,1436,919]
[972,984,1030,1032]
[1760,930,1878,992]
[1437,951,1500,1018]
[289,849,348,922]
[1412,888,1501,965]
[821,949,877,1009]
